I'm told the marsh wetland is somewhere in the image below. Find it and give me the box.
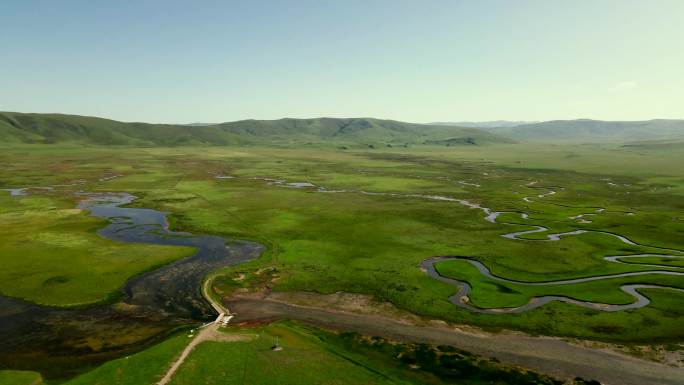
[1,142,683,384]
[0,189,262,379]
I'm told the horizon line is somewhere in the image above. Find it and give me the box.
[2,110,684,126]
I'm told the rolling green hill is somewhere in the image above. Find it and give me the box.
[489,119,684,143]
[0,112,512,147]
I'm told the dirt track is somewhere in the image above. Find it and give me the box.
[156,324,216,385]
[226,296,684,385]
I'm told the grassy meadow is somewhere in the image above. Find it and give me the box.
[0,143,683,342]
[435,259,684,307]
[47,322,558,385]
[62,330,191,385]
[0,187,194,306]
[0,371,43,385]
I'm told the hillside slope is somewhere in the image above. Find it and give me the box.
[0,112,512,147]
[490,119,684,143]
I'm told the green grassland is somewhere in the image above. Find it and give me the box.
[61,331,191,385]
[34,322,556,385]
[169,323,560,385]
[0,143,683,342]
[617,256,684,268]
[0,371,43,385]
[170,324,404,385]
[435,259,684,307]
[0,189,194,306]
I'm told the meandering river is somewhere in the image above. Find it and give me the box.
[3,176,684,378]
[214,175,684,313]
[0,191,263,379]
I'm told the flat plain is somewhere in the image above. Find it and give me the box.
[1,141,683,384]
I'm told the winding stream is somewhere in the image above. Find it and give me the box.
[3,175,684,377]
[0,190,263,378]
[421,257,684,314]
[215,175,684,313]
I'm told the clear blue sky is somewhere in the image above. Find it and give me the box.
[2,0,682,123]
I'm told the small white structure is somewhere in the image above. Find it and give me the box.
[213,312,235,326]
[271,336,282,351]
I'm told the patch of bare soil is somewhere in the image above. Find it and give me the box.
[267,291,493,336]
[224,290,684,385]
[574,339,684,368]
[262,290,684,366]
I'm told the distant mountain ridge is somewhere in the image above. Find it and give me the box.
[183,122,218,127]
[489,119,684,143]
[4,112,682,146]
[0,112,512,147]
[430,120,537,128]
